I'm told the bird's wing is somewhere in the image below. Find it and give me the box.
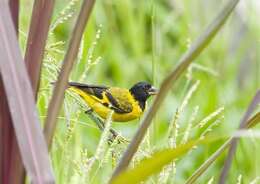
[68,82,133,114]
[104,87,133,114]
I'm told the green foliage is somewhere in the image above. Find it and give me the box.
[111,140,200,184]
[18,0,260,183]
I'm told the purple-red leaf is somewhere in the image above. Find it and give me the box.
[1,1,25,183]
[0,78,25,184]
[25,0,55,97]
[8,0,19,34]
[0,1,54,183]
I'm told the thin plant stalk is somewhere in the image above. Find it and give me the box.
[44,0,95,149]
[110,0,240,180]
[84,111,113,182]
[219,91,260,184]
[185,111,260,184]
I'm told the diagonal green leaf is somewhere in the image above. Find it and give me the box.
[111,140,202,184]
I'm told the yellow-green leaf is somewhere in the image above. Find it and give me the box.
[111,140,199,184]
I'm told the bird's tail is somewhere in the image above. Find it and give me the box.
[51,81,107,96]
[68,82,107,98]
[50,81,92,88]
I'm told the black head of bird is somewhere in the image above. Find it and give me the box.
[129,81,158,109]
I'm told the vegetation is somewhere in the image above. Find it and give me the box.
[1,0,259,183]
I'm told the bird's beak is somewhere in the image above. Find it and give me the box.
[148,86,158,95]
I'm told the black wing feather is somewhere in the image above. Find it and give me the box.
[69,82,132,114]
[68,82,107,99]
[105,92,130,113]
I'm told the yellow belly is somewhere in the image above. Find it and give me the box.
[93,102,142,122]
[70,87,143,122]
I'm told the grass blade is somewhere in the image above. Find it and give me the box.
[0,2,54,183]
[219,91,260,184]
[85,111,113,182]
[111,142,198,184]
[24,0,55,97]
[8,0,19,34]
[185,111,260,184]
[44,0,95,148]
[111,138,220,184]
[1,1,25,183]
[111,0,240,180]
[0,78,25,184]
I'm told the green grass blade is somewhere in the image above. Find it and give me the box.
[111,137,224,184]
[111,140,199,184]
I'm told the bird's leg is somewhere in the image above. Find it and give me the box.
[85,108,105,129]
[84,111,128,144]
[72,99,127,142]
[85,110,105,129]
[85,108,93,114]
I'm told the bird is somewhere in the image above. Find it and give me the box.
[68,81,158,122]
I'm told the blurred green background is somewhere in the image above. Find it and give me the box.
[19,0,259,183]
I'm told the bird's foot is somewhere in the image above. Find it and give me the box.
[85,109,93,114]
